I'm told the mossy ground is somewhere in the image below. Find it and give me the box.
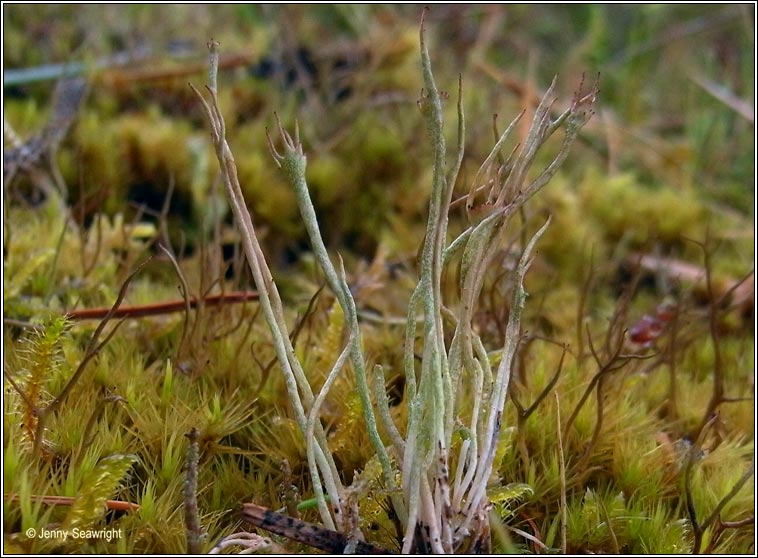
[3,5,754,554]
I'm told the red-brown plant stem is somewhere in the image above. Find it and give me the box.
[32,257,153,457]
[4,493,140,512]
[64,291,259,321]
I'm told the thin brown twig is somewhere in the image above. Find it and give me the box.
[716,268,754,310]
[255,283,325,394]
[683,414,719,554]
[3,493,141,512]
[64,291,259,321]
[660,294,683,421]
[597,496,619,554]
[158,244,193,360]
[576,246,596,365]
[77,395,127,462]
[701,461,754,533]
[563,326,640,438]
[511,341,567,470]
[81,208,103,278]
[684,232,733,440]
[704,514,756,554]
[521,342,568,421]
[2,369,34,409]
[574,330,652,472]
[32,256,153,457]
[719,516,754,529]
[554,392,567,555]
[211,296,255,341]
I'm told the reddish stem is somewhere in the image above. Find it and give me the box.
[65,291,259,321]
[4,493,141,512]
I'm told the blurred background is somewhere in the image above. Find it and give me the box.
[4,5,754,258]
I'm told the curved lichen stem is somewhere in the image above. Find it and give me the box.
[462,216,551,528]
[191,9,597,551]
[191,44,345,529]
[306,329,356,532]
[267,114,407,527]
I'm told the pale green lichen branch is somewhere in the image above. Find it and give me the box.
[306,328,356,531]
[373,364,405,452]
[461,216,552,532]
[405,14,595,548]
[400,8,458,551]
[192,11,597,551]
[266,113,407,526]
[191,44,346,530]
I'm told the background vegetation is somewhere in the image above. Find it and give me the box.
[3,4,754,554]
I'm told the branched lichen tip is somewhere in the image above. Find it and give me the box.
[265,127,283,168]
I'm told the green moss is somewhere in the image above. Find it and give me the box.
[579,167,705,246]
